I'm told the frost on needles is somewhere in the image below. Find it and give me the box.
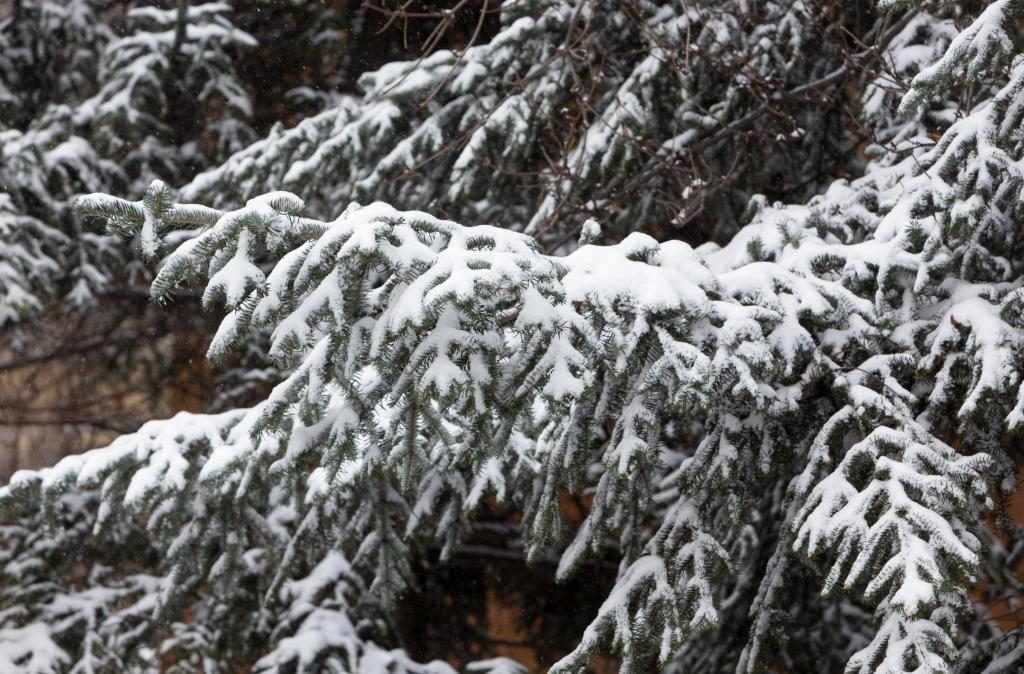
[4,2,1024,674]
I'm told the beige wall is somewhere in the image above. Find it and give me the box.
[0,300,213,480]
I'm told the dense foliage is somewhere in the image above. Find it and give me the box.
[0,0,488,441]
[3,1,1024,673]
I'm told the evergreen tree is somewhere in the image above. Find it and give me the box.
[185,0,939,246]
[81,1,257,196]
[0,0,112,129]
[4,1,1024,673]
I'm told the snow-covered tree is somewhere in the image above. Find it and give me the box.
[0,194,63,332]
[0,0,112,128]
[0,1,257,329]
[81,1,256,193]
[183,0,958,246]
[0,2,266,482]
[0,1,121,324]
[4,1,1024,673]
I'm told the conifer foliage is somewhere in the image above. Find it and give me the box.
[183,0,924,245]
[0,0,255,329]
[3,1,1024,673]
